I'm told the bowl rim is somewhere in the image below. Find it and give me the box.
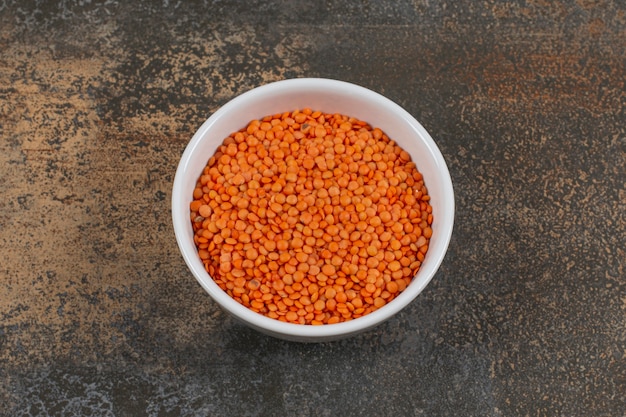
[172,77,454,340]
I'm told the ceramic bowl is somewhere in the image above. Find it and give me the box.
[172,78,454,342]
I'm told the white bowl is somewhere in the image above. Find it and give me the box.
[172,78,454,342]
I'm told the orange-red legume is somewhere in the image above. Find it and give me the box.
[190,109,433,325]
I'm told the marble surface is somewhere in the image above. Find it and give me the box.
[1,1,624,416]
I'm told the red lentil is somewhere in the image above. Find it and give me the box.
[190,109,432,325]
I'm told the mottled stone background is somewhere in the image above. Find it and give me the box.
[0,1,624,416]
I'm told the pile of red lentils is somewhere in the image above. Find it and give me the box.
[190,109,432,325]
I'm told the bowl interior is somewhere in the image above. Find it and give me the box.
[172,78,454,342]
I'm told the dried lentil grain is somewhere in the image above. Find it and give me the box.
[190,109,433,325]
